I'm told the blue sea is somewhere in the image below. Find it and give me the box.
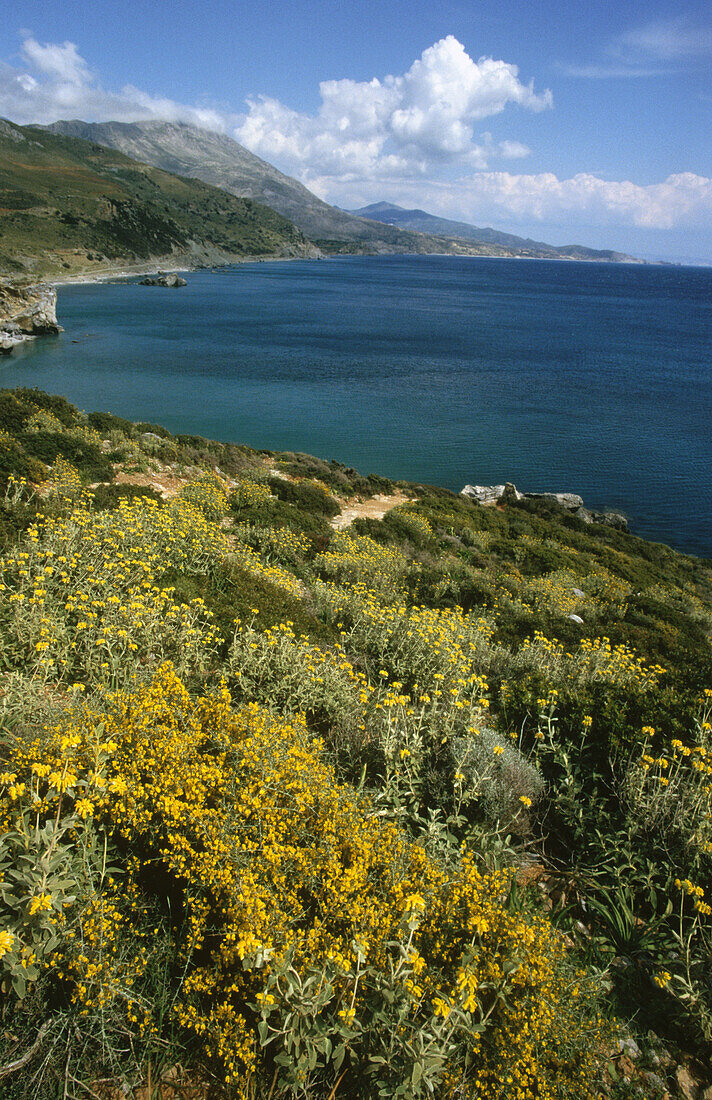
[2,256,711,557]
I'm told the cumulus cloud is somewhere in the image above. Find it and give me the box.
[235,36,549,178]
[0,36,227,130]
[1,33,709,239]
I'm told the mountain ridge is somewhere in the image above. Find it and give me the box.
[348,202,638,263]
[0,118,317,278]
[43,120,487,255]
[42,120,633,260]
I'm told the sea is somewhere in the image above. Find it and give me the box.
[2,255,711,558]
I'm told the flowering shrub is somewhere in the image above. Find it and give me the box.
[230,477,273,514]
[0,496,226,686]
[315,532,408,596]
[0,665,609,1097]
[180,471,230,521]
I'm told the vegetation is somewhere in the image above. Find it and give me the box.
[1,387,711,1098]
[0,121,313,278]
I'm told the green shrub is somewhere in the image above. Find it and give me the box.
[268,475,341,517]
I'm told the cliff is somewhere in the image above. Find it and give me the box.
[0,281,61,353]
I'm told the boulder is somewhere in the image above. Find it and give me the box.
[568,614,584,625]
[460,483,523,505]
[525,492,584,510]
[500,482,523,504]
[597,511,628,531]
[139,273,187,287]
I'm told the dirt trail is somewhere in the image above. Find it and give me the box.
[331,491,413,530]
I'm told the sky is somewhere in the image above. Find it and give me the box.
[2,0,712,262]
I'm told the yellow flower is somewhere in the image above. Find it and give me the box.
[0,931,15,958]
[29,893,53,916]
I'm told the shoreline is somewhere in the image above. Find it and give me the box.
[4,248,687,293]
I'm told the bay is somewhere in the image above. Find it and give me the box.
[3,255,711,557]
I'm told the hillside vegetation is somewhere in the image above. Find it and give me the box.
[43,120,615,260]
[0,120,315,278]
[1,387,711,1098]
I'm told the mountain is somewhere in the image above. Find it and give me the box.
[0,118,316,278]
[349,202,638,263]
[43,120,522,256]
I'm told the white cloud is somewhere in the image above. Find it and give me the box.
[1,34,542,180]
[328,172,712,233]
[561,63,668,79]
[613,19,712,61]
[234,36,549,178]
[0,36,227,130]
[21,39,92,84]
[1,33,709,241]
[565,18,712,78]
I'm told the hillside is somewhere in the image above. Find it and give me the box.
[0,119,317,278]
[350,202,639,262]
[1,386,711,1098]
[44,119,549,257]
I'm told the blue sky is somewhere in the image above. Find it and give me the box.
[2,0,711,261]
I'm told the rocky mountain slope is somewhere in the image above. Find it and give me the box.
[45,121,638,261]
[349,202,638,263]
[43,120,536,256]
[0,119,317,278]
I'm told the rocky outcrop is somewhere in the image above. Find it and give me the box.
[574,506,628,530]
[461,483,522,505]
[0,282,62,353]
[526,491,584,510]
[138,273,187,287]
[460,481,628,531]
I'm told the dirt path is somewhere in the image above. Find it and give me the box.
[331,491,413,530]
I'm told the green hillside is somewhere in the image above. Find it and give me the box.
[0,387,711,1098]
[0,119,315,278]
[43,120,540,257]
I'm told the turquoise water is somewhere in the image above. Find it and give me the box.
[3,255,711,557]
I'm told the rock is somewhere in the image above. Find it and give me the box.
[0,119,25,143]
[0,282,62,351]
[597,511,628,531]
[618,1054,636,1078]
[459,484,628,531]
[525,491,584,510]
[617,1037,641,1060]
[642,1071,668,1093]
[138,273,187,287]
[500,482,523,504]
[572,587,585,598]
[461,484,506,505]
[460,483,524,505]
[140,432,163,445]
[676,1065,700,1100]
[568,614,584,625]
